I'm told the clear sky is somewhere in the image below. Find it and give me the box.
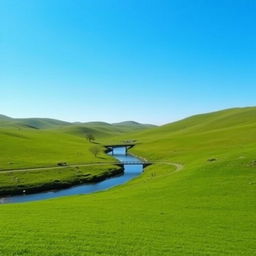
[0,0,255,124]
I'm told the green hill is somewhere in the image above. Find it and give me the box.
[0,116,71,129]
[112,121,156,132]
[155,106,256,135]
[113,120,155,128]
[0,107,255,255]
[55,120,156,138]
[105,107,256,144]
[0,114,12,121]
[12,118,71,129]
[58,124,116,138]
[0,115,155,134]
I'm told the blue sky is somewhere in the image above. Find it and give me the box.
[0,0,255,124]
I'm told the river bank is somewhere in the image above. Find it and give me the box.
[0,147,144,204]
[0,165,123,197]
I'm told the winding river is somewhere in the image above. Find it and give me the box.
[0,147,144,204]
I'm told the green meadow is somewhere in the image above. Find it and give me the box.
[0,107,256,255]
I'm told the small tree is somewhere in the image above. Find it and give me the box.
[86,134,95,143]
[89,145,101,157]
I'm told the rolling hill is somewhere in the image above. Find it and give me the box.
[60,121,156,138]
[0,116,70,129]
[0,114,12,121]
[0,115,156,135]
[0,107,255,255]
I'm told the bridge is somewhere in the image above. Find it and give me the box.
[116,161,152,168]
[104,143,136,155]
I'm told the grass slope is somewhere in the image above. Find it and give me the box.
[0,127,112,170]
[0,107,255,255]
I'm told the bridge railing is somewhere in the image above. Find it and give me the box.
[119,161,152,165]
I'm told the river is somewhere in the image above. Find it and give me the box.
[0,147,144,204]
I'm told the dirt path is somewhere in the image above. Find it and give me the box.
[0,162,119,174]
[153,161,184,172]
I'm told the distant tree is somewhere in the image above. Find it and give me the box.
[86,134,95,143]
[89,145,101,157]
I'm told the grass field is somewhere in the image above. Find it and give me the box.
[0,107,255,255]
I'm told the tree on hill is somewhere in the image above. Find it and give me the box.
[89,145,101,157]
[86,134,95,143]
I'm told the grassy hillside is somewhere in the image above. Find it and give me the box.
[150,106,256,135]
[0,127,111,170]
[0,107,255,255]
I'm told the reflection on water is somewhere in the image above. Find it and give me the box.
[0,147,143,204]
